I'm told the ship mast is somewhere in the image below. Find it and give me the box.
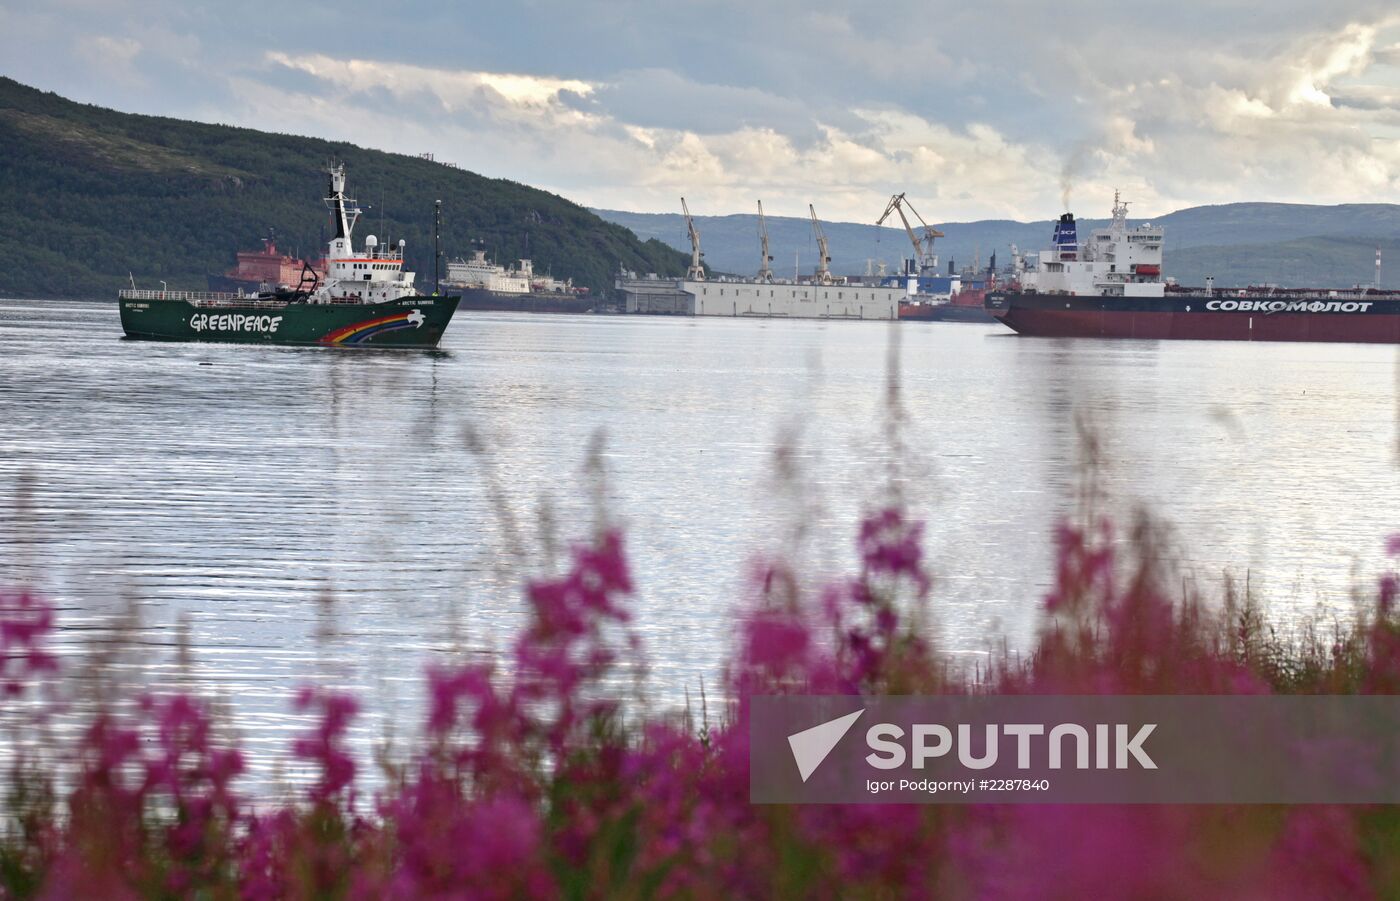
[809,204,834,285]
[1111,189,1130,229]
[756,200,774,283]
[325,163,360,244]
[681,197,705,280]
[876,193,944,275]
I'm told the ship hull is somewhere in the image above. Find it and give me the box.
[451,287,594,314]
[986,292,1400,344]
[119,295,461,347]
[900,303,996,323]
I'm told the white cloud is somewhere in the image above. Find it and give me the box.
[264,53,598,129]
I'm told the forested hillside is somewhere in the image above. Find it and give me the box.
[0,77,689,299]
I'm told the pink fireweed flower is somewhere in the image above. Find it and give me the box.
[742,612,810,674]
[293,687,360,803]
[1380,573,1397,616]
[1044,519,1115,614]
[425,662,496,738]
[0,591,58,696]
[506,529,636,750]
[138,694,244,818]
[857,507,932,597]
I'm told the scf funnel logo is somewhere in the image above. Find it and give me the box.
[787,709,865,782]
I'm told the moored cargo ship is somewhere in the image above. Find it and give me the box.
[985,195,1400,343]
[120,164,459,347]
[443,242,593,314]
[899,282,997,323]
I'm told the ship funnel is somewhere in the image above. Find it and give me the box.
[1053,212,1078,261]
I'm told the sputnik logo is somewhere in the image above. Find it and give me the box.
[788,709,865,782]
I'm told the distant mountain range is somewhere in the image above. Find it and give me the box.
[0,77,689,300]
[4,73,1396,300]
[595,204,1400,289]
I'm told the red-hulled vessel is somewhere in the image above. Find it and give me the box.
[986,288,1400,342]
[986,195,1400,343]
[900,285,996,323]
[208,231,326,294]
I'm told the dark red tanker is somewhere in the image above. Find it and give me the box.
[986,287,1400,344]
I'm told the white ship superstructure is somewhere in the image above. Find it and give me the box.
[316,163,419,304]
[1020,193,1164,298]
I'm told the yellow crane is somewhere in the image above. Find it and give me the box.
[681,197,705,281]
[809,204,833,285]
[877,193,944,275]
[756,200,774,283]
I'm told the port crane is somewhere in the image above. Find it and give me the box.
[876,193,944,275]
[809,204,834,285]
[681,197,705,280]
[756,200,774,283]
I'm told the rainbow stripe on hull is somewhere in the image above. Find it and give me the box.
[320,308,429,345]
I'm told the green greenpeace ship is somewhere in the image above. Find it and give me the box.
[119,164,460,347]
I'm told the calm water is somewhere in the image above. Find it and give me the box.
[1,298,1397,783]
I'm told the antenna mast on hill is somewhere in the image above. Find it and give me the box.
[681,197,705,280]
[756,200,774,283]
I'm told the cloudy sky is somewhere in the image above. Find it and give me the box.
[4,0,1400,222]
